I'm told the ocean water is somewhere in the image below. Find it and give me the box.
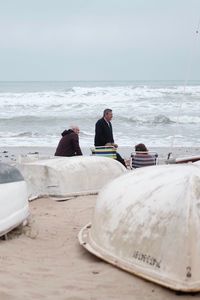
[0,80,200,148]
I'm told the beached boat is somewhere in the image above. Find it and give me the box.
[79,163,200,292]
[18,156,126,200]
[167,154,200,164]
[0,163,29,237]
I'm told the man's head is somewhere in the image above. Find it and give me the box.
[103,108,113,122]
[70,125,80,135]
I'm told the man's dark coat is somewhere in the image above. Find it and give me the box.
[94,118,114,146]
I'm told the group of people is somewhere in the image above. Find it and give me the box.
[55,108,157,169]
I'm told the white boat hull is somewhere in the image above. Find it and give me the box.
[0,163,29,236]
[79,164,200,292]
[18,156,126,200]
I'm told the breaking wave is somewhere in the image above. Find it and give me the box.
[0,81,200,146]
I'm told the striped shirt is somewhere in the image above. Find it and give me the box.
[132,153,157,169]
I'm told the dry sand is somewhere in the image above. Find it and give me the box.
[0,195,199,300]
[1,146,200,299]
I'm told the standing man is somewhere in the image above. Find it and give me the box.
[94,109,126,167]
[95,108,115,147]
[55,125,82,157]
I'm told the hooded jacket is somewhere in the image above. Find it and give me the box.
[55,129,82,157]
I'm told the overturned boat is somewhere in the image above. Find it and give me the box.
[79,163,200,292]
[18,156,126,200]
[166,154,200,164]
[0,163,29,237]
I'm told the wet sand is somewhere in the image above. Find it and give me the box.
[0,146,200,165]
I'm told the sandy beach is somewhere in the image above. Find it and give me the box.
[0,194,199,300]
[1,146,200,299]
[1,146,200,165]
[1,0,200,297]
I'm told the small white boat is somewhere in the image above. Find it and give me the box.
[18,156,126,200]
[0,163,29,237]
[79,163,200,292]
[166,155,200,164]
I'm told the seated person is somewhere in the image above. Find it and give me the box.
[131,143,157,169]
[55,126,82,157]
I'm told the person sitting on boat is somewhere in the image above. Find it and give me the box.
[131,143,157,169]
[55,126,83,157]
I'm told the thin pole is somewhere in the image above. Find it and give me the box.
[168,18,200,159]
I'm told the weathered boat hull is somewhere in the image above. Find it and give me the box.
[18,156,126,200]
[79,164,200,291]
[0,163,29,236]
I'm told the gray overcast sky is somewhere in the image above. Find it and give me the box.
[0,0,200,81]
